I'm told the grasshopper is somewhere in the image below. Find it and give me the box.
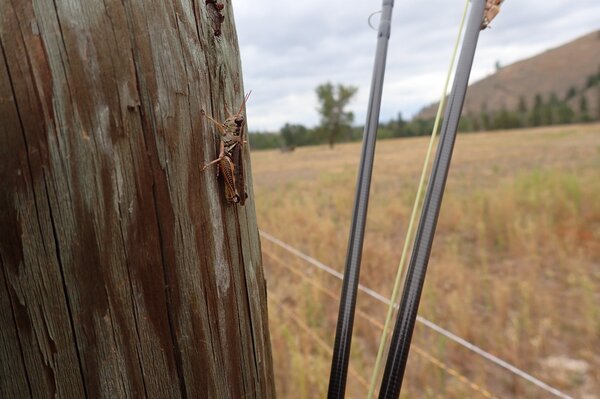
[481,0,504,29]
[201,92,251,205]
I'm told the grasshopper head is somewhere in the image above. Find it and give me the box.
[223,92,250,134]
[223,115,241,134]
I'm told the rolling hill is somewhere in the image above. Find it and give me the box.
[416,30,600,120]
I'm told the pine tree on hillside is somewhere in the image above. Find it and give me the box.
[517,96,528,126]
[565,86,577,101]
[556,103,575,124]
[579,96,591,122]
[529,94,543,126]
[480,103,490,130]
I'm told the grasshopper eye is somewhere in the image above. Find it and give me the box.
[235,117,244,126]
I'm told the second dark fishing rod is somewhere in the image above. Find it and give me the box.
[377,0,490,397]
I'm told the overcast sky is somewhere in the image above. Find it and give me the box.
[233,0,600,132]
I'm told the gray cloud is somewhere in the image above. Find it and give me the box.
[234,0,600,131]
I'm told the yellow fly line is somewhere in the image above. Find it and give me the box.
[366,1,472,397]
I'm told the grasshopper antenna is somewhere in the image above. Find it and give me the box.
[237,91,252,116]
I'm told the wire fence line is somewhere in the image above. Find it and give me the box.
[263,249,499,399]
[259,230,574,399]
[268,293,371,391]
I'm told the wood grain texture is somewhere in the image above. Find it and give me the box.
[0,0,275,397]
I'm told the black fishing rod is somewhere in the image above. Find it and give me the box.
[327,1,395,398]
[378,0,487,397]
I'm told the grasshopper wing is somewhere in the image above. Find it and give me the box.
[233,122,247,206]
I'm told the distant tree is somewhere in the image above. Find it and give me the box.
[539,93,558,126]
[579,95,591,122]
[308,125,328,145]
[377,112,408,138]
[565,86,577,101]
[404,118,434,137]
[556,103,575,124]
[377,126,396,140]
[492,108,508,129]
[517,96,528,126]
[492,107,521,130]
[586,75,597,89]
[459,114,478,132]
[585,66,600,89]
[391,112,407,137]
[315,82,358,148]
[479,103,491,130]
[548,92,560,107]
[518,96,528,113]
[471,115,481,132]
[280,123,308,148]
[249,131,282,150]
[495,60,502,72]
[529,94,543,126]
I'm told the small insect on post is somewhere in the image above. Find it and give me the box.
[202,92,252,205]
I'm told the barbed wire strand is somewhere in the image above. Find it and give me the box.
[259,230,574,399]
[264,250,499,399]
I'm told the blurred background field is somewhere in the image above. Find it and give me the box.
[251,124,600,398]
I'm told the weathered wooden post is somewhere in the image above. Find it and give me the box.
[0,1,274,397]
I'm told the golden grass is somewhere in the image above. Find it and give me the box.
[251,124,600,398]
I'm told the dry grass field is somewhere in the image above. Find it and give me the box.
[250,124,600,398]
